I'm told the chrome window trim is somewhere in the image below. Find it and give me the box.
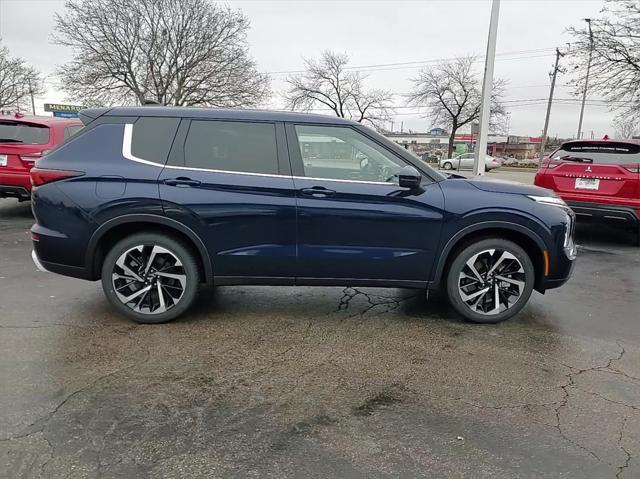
[122,123,398,186]
[294,176,392,186]
[122,123,164,167]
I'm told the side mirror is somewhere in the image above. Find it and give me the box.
[398,165,421,189]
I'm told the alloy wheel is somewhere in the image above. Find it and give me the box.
[112,245,187,315]
[457,248,526,316]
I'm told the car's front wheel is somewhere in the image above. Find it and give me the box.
[445,238,535,323]
[101,233,200,323]
[442,162,453,170]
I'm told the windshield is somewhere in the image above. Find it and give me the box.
[551,143,640,165]
[0,121,50,145]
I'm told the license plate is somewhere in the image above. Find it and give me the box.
[575,178,599,190]
[0,154,6,167]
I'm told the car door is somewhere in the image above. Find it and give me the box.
[158,119,297,281]
[286,123,445,285]
[461,153,475,170]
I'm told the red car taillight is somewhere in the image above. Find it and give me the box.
[624,166,640,173]
[30,168,84,187]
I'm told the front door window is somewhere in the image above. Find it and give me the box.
[294,125,407,183]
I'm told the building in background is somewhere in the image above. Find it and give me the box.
[385,130,547,161]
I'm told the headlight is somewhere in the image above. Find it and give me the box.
[527,195,567,207]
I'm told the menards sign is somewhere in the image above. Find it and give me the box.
[43,103,84,113]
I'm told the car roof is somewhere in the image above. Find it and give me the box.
[0,114,82,127]
[91,106,358,125]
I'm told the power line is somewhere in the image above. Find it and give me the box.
[266,47,558,75]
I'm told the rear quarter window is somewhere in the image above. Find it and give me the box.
[131,117,180,164]
[63,125,83,140]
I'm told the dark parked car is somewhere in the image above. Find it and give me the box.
[31,107,576,324]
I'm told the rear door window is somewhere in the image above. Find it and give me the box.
[183,120,279,175]
[551,143,640,165]
[0,121,50,144]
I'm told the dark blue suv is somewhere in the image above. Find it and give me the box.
[30,107,576,324]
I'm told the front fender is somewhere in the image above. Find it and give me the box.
[430,216,550,289]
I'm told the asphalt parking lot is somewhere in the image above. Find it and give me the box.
[1,170,639,478]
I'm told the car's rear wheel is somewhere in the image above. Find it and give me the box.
[101,233,200,323]
[443,161,453,170]
[445,238,534,323]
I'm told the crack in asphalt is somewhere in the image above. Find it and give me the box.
[337,287,359,311]
[338,288,637,477]
[337,286,419,319]
[574,387,640,411]
[552,342,636,474]
[37,433,54,479]
[616,415,632,479]
[0,325,151,477]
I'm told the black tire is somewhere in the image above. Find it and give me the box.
[443,162,453,170]
[445,238,535,324]
[101,233,200,324]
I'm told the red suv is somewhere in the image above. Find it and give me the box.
[0,113,82,201]
[534,139,640,244]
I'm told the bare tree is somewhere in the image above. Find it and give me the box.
[408,56,506,158]
[284,51,393,129]
[53,0,270,107]
[0,41,45,112]
[567,0,640,121]
[612,116,639,139]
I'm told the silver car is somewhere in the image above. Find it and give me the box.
[440,153,501,171]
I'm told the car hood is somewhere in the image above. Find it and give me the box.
[464,177,555,197]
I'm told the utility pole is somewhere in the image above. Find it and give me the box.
[539,47,564,164]
[473,0,500,176]
[576,18,593,139]
[27,78,36,115]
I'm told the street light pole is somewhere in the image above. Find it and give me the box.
[28,78,36,115]
[576,18,593,139]
[539,48,563,164]
[473,0,500,176]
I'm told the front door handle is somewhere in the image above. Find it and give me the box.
[300,186,336,198]
[163,177,201,187]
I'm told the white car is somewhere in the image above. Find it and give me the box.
[439,153,501,171]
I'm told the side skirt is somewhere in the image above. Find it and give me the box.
[214,276,429,289]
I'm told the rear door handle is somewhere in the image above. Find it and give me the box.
[163,177,201,187]
[300,186,336,198]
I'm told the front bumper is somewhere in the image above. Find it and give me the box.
[544,257,575,290]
